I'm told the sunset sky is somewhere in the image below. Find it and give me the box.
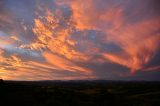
[0,0,160,81]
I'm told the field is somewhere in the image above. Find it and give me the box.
[0,80,160,106]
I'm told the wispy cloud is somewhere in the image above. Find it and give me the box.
[0,0,159,80]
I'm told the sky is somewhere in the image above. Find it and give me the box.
[0,0,160,81]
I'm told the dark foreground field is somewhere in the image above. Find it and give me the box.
[0,80,160,106]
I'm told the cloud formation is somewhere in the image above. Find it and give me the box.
[0,0,160,80]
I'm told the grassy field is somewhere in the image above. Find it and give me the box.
[0,80,160,106]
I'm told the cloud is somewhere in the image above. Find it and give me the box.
[43,51,93,75]
[103,17,160,72]
[0,0,159,80]
[69,0,160,73]
[0,52,22,71]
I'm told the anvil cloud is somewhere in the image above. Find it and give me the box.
[0,0,160,80]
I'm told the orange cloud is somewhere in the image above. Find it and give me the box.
[70,0,160,73]
[0,59,94,81]
[105,18,160,73]
[0,54,23,70]
[0,35,14,46]
[32,8,90,61]
[70,0,123,30]
[1,0,159,80]
[43,52,92,75]
[10,35,20,41]
[142,66,160,72]
[31,1,160,74]
[0,49,5,62]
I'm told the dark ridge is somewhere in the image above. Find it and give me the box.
[0,80,160,106]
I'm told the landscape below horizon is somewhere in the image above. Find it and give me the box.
[0,80,160,106]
